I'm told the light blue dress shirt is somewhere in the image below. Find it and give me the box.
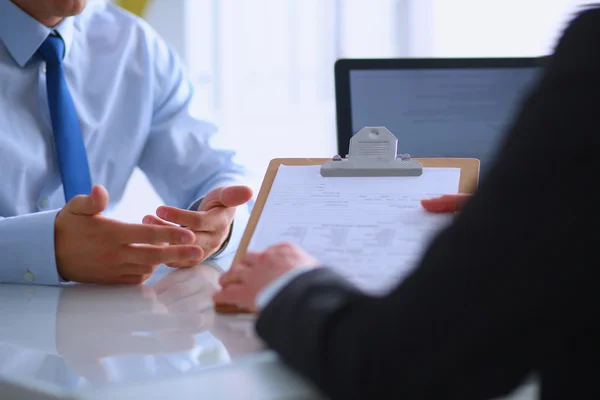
[0,0,249,285]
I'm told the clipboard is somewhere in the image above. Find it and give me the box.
[215,127,480,314]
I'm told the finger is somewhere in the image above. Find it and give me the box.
[421,194,471,213]
[215,186,254,209]
[165,261,197,268]
[141,216,176,247]
[212,284,253,308]
[198,186,254,211]
[218,265,240,286]
[124,244,204,266]
[266,242,295,254]
[219,265,250,287]
[66,185,109,216]
[115,222,196,245]
[142,214,178,227]
[156,206,219,231]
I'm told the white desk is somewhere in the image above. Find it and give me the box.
[0,258,325,399]
[1,259,538,400]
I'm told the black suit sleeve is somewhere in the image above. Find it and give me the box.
[255,8,600,400]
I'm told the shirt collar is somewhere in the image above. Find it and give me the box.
[0,0,75,67]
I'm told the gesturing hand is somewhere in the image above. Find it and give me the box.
[142,185,253,267]
[54,185,204,284]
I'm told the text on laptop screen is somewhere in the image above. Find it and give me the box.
[349,68,541,172]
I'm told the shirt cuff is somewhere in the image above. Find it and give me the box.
[0,210,61,285]
[256,267,312,310]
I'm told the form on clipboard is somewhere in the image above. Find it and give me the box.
[216,127,480,313]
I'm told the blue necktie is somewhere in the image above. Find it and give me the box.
[38,35,92,202]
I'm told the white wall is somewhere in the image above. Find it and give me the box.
[409,0,584,57]
[110,0,585,223]
[108,0,189,222]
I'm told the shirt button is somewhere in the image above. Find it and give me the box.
[39,198,49,208]
[41,64,47,74]
[24,270,35,282]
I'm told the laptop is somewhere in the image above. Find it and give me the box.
[334,57,547,175]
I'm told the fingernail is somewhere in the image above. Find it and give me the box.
[142,216,151,224]
[157,209,166,219]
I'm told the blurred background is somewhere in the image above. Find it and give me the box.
[109,0,583,222]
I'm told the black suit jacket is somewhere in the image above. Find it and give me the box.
[256,7,600,400]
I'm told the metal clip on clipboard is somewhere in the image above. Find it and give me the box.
[320,126,423,177]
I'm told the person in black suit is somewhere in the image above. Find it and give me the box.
[213,5,599,399]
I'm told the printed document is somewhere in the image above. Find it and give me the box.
[248,165,461,294]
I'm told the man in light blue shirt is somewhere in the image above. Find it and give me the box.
[0,0,252,285]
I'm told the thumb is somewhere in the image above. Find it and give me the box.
[200,186,253,211]
[66,185,109,216]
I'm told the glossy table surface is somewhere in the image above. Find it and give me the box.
[1,258,539,400]
[0,258,323,399]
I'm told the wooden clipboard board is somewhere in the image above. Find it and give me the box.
[215,157,480,314]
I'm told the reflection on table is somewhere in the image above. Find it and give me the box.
[0,261,265,391]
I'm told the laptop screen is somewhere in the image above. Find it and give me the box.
[348,67,542,173]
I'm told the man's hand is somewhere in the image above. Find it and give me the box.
[142,185,253,267]
[421,193,472,213]
[212,243,319,311]
[55,185,204,284]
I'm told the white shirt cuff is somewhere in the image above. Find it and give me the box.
[256,267,312,310]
